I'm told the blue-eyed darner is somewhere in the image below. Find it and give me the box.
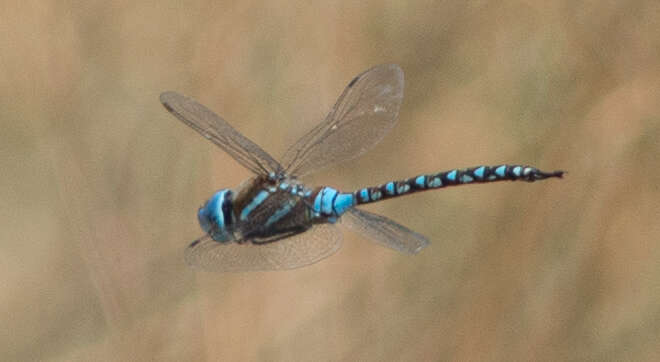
[161,64,563,272]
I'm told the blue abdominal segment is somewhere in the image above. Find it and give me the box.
[320,188,338,215]
[359,188,369,202]
[460,174,474,183]
[313,187,355,219]
[513,166,522,177]
[333,193,355,215]
[495,165,506,177]
[385,182,395,195]
[474,166,485,179]
[415,175,426,188]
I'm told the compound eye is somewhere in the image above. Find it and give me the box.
[197,202,212,233]
[222,190,234,226]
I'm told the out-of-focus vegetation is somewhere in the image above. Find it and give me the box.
[1,1,659,361]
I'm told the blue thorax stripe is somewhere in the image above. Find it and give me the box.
[265,201,294,227]
[240,190,270,221]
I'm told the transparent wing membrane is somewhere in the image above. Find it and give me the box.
[160,92,282,175]
[281,64,404,177]
[184,224,342,272]
[161,65,404,179]
[342,208,429,254]
[163,66,441,272]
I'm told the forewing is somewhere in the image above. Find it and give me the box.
[281,64,404,177]
[342,208,429,254]
[160,91,282,175]
[184,224,342,272]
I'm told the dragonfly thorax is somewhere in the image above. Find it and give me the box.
[198,189,236,242]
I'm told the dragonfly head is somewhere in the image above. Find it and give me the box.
[198,189,235,242]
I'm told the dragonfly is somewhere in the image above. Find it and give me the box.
[160,64,563,272]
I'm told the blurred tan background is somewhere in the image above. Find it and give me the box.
[2,1,659,361]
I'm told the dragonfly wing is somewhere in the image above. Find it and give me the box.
[281,64,404,177]
[160,91,282,176]
[184,224,342,272]
[342,208,429,254]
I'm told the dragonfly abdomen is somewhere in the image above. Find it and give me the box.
[354,164,564,205]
